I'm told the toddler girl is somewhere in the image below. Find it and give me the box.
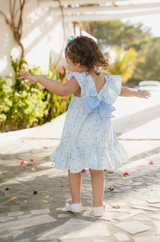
[17,35,150,217]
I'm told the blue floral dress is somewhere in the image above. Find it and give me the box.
[49,72,130,173]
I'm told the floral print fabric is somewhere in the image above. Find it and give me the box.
[49,72,130,173]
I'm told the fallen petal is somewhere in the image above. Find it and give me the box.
[81,169,86,172]
[22,140,24,142]
[109,187,114,191]
[149,161,154,165]
[11,197,18,202]
[123,172,130,176]
[20,161,25,165]
[5,187,9,190]
[104,169,107,171]
[30,159,34,161]
[43,146,48,149]
[112,205,120,209]
[31,168,37,172]
[30,150,33,153]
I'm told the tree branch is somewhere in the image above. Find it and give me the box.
[10,0,15,30]
[0,10,12,29]
[55,0,65,66]
[17,0,25,38]
[12,0,16,16]
[14,0,32,18]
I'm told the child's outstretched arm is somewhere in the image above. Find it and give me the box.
[119,86,151,99]
[17,70,79,97]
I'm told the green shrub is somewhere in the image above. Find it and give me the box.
[0,77,13,130]
[0,57,72,131]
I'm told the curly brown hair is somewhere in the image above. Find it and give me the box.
[65,36,108,76]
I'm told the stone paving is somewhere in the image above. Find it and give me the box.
[0,138,160,242]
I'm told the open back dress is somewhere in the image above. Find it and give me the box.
[49,72,130,173]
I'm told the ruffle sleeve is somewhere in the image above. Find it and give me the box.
[102,75,122,105]
[66,72,86,88]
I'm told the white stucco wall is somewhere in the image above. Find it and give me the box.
[0,0,80,78]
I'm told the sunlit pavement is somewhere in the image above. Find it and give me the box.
[0,92,160,242]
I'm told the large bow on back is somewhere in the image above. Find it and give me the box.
[83,96,115,118]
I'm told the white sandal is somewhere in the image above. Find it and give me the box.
[93,201,107,217]
[65,199,82,213]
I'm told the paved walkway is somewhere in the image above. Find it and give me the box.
[0,92,160,242]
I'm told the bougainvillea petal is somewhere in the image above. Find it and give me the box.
[43,146,48,149]
[123,172,130,176]
[30,151,33,153]
[20,161,25,165]
[30,159,34,161]
[5,187,9,190]
[104,169,107,171]
[81,169,86,172]
[149,161,154,165]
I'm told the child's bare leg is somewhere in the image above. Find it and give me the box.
[68,170,82,204]
[89,169,105,207]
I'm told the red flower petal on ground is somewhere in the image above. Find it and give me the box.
[22,140,24,142]
[43,146,48,149]
[104,170,107,171]
[82,169,86,172]
[124,172,130,176]
[5,187,9,190]
[39,166,43,169]
[32,138,36,139]
[30,159,34,161]
[30,150,33,153]
[20,161,25,165]
[149,161,154,165]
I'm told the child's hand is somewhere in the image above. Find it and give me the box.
[17,70,39,85]
[136,89,151,99]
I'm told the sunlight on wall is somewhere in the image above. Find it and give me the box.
[0,55,7,73]
[0,1,79,77]
[22,27,42,49]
